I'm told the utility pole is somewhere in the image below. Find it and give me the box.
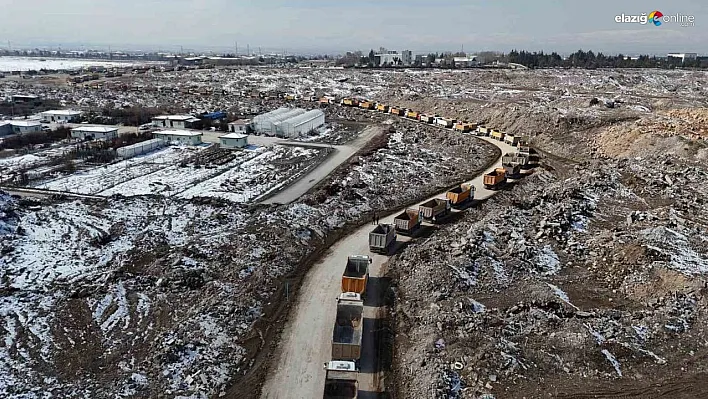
[235,41,238,55]
[247,44,250,56]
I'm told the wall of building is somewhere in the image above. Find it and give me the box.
[220,137,247,148]
[153,119,187,129]
[71,130,118,140]
[155,134,202,145]
[12,124,41,134]
[42,112,81,123]
[116,138,164,158]
[278,110,325,138]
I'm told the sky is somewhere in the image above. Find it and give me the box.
[0,0,706,55]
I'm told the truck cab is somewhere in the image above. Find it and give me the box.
[323,361,358,399]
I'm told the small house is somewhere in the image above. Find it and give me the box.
[71,126,119,140]
[219,133,248,148]
[153,130,203,145]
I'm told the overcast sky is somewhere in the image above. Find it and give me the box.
[0,0,706,55]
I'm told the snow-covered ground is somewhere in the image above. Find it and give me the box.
[33,145,321,203]
[36,146,193,194]
[0,57,160,72]
[179,146,319,202]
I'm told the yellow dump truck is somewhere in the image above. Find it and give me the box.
[376,103,389,112]
[405,110,419,120]
[419,198,451,222]
[393,209,422,236]
[359,101,374,110]
[446,184,475,206]
[390,107,405,116]
[454,122,472,133]
[491,130,505,141]
[341,256,371,296]
[483,169,507,189]
[504,134,520,146]
[342,98,356,106]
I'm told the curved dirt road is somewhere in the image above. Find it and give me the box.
[261,126,381,205]
[260,134,519,399]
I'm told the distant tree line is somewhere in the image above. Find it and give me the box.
[506,49,706,69]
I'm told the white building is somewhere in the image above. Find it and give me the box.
[667,53,698,63]
[71,126,119,140]
[252,108,306,136]
[219,133,248,148]
[9,120,42,134]
[41,110,82,123]
[453,55,479,67]
[375,51,403,66]
[276,109,325,138]
[153,130,203,145]
[401,50,412,66]
[116,138,164,158]
[152,115,200,129]
[228,119,250,133]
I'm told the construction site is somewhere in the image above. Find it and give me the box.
[1,64,708,399]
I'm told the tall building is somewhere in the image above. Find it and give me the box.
[401,50,412,66]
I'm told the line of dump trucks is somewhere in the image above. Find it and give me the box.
[321,97,536,398]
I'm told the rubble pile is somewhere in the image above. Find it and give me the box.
[303,119,498,222]
[0,109,498,397]
[389,155,708,398]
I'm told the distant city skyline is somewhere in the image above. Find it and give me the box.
[1,0,706,55]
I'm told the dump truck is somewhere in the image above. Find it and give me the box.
[517,143,531,156]
[332,293,364,363]
[342,98,356,106]
[405,110,419,120]
[491,130,505,141]
[454,122,472,133]
[419,198,451,222]
[502,152,529,166]
[342,256,371,296]
[390,107,404,116]
[446,184,475,206]
[503,162,521,176]
[476,126,490,136]
[435,118,454,128]
[483,169,507,189]
[323,361,358,399]
[376,103,389,113]
[504,134,520,146]
[369,224,396,254]
[419,114,434,124]
[359,101,374,110]
[393,209,422,236]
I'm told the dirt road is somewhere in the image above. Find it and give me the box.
[260,136,519,398]
[261,126,381,205]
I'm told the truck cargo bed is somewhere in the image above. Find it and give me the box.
[369,224,396,254]
[393,209,421,235]
[419,198,451,221]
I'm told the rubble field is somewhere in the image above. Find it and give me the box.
[378,69,708,398]
[3,66,708,398]
[0,107,498,398]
